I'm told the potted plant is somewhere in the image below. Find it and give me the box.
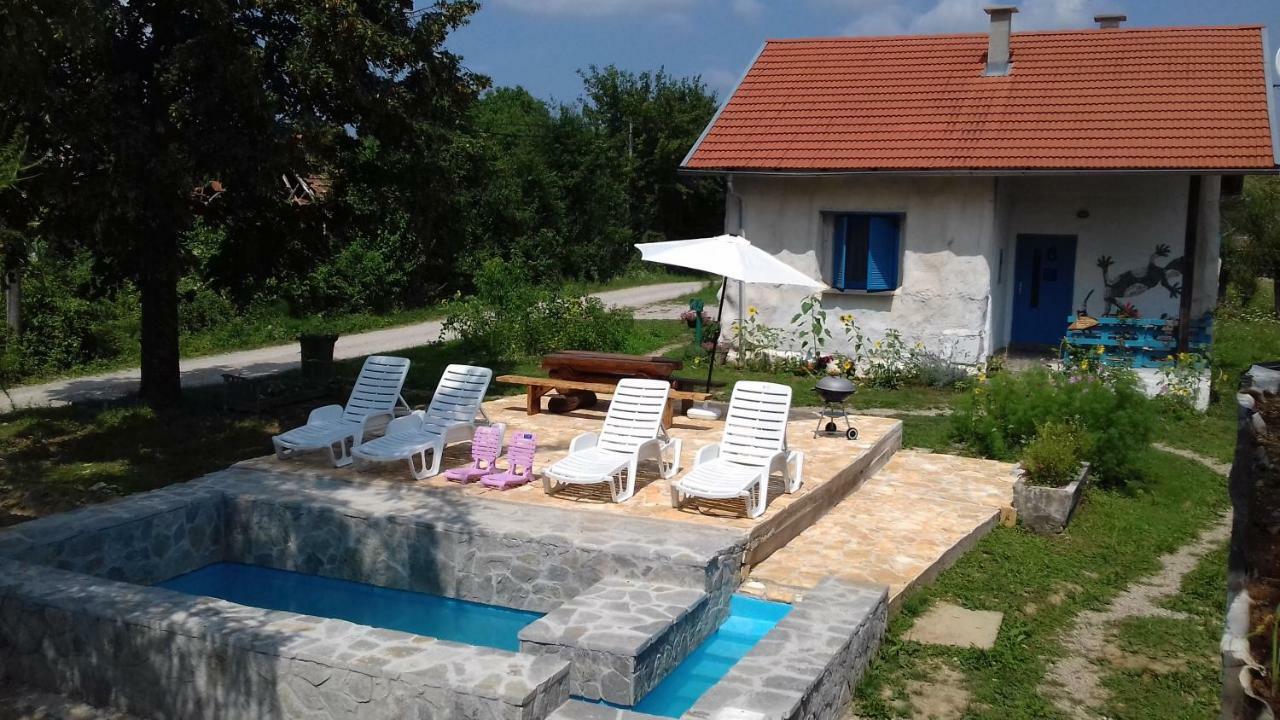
[680,309,705,328]
[298,326,340,385]
[1013,420,1092,534]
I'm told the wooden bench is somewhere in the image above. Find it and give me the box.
[496,374,711,428]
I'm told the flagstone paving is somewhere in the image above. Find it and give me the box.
[248,396,1016,608]
[903,602,1004,650]
[743,450,1018,606]
[244,398,903,563]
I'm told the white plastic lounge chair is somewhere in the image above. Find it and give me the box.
[543,379,681,502]
[272,355,412,467]
[670,381,803,519]
[352,364,496,480]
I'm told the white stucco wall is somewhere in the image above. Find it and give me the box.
[728,173,1221,365]
[992,175,1221,348]
[726,175,998,365]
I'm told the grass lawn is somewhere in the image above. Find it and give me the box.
[1100,544,1227,720]
[0,320,687,526]
[9,271,703,387]
[852,448,1229,719]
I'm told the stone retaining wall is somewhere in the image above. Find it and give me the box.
[684,578,888,720]
[0,481,223,585]
[0,559,570,719]
[219,469,747,613]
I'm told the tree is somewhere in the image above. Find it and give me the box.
[578,66,724,243]
[1225,177,1280,316]
[0,0,484,407]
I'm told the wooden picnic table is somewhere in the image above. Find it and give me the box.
[536,350,687,414]
[496,374,710,428]
[541,350,682,382]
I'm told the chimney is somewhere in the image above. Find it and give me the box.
[1094,13,1127,29]
[983,5,1019,76]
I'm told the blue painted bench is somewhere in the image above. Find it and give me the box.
[1062,314,1211,368]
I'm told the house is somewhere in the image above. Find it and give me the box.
[681,7,1280,368]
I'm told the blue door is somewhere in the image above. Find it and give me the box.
[1010,235,1077,346]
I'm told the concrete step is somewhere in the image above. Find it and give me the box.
[519,578,724,706]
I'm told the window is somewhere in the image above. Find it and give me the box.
[830,213,902,292]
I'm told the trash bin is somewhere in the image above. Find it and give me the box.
[298,333,339,385]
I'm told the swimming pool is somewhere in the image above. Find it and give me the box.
[160,563,789,717]
[159,562,543,652]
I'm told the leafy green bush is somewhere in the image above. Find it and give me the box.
[952,366,1154,485]
[14,253,139,376]
[282,231,414,317]
[442,257,634,360]
[178,279,237,334]
[1020,420,1090,487]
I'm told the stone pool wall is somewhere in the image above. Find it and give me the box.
[218,469,747,614]
[0,559,570,719]
[0,469,753,719]
[519,578,726,705]
[0,481,223,585]
[684,578,888,720]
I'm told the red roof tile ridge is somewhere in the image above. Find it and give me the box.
[761,24,1263,45]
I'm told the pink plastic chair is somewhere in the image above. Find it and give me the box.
[444,425,503,484]
[481,432,536,490]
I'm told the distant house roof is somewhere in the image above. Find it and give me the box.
[682,25,1280,173]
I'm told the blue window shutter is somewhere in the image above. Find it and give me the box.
[866,215,900,292]
[831,216,847,290]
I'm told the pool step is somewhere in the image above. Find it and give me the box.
[519,578,726,707]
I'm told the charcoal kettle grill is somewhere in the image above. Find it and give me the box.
[813,375,859,440]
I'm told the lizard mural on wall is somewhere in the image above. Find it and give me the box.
[1096,243,1185,316]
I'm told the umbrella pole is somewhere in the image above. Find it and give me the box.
[705,277,728,394]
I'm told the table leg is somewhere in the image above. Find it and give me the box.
[527,386,549,416]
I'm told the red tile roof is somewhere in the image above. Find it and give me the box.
[683,25,1279,172]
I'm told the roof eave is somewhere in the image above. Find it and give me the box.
[680,42,767,169]
[679,167,1280,178]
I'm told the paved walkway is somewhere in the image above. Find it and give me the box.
[744,451,1018,606]
[0,282,703,413]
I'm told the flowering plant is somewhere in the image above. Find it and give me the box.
[1115,302,1140,319]
[1156,351,1207,412]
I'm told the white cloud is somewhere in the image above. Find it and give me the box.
[844,0,1117,36]
[491,0,695,18]
[732,0,765,20]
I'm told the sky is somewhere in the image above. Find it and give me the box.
[446,0,1280,103]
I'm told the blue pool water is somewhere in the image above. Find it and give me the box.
[620,595,791,717]
[159,563,788,716]
[158,563,542,651]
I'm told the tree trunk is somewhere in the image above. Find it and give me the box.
[3,271,18,333]
[138,236,182,408]
[1273,276,1280,319]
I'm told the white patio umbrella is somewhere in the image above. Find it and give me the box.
[634,234,826,397]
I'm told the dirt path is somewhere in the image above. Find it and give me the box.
[1153,442,1233,476]
[1043,442,1232,719]
[0,281,703,413]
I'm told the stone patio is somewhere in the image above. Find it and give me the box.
[244,396,1018,610]
[244,397,904,567]
[743,451,1018,606]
